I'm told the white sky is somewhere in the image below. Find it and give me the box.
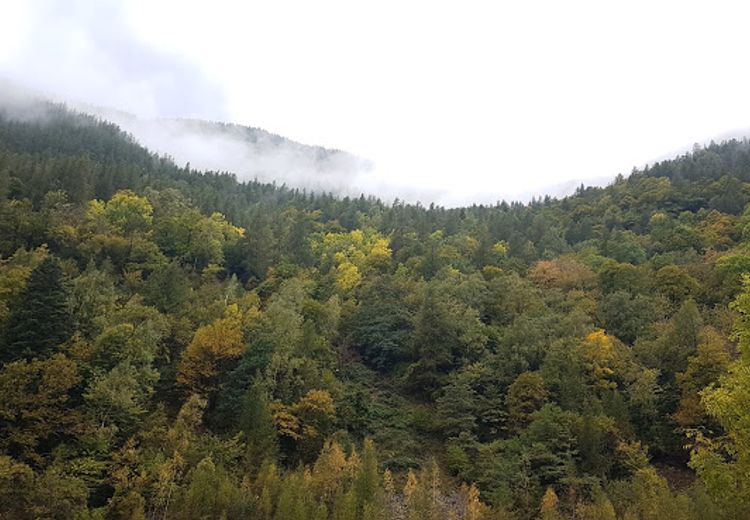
[2,0,750,205]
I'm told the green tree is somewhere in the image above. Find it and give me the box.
[332,487,358,520]
[674,327,732,427]
[101,190,153,235]
[0,457,89,520]
[506,371,547,432]
[354,439,380,512]
[178,457,245,519]
[240,380,279,473]
[405,284,487,397]
[349,275,413,370]
[689,276,750,518]
[2,256,72,363]
[600,290,656,344]
[274,471,309,520]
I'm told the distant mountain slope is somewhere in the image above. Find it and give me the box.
[74,104,375,195]
[0,82,374,197]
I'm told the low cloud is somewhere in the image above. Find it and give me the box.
[0,0,382,198]
[0,1,626,206]
[1,0,226,121]
[86,105,378,196]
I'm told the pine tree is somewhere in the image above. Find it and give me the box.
[403,469,418,506]
[3,256,71,363]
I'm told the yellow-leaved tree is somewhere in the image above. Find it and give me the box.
[576,330,627,391]
[272,389,336,462]
[177,305,245,395]
[312,229,391,293]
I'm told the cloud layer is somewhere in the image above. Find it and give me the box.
[4,1,750,206]
[1,0,226,121]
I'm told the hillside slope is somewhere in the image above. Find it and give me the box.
[1,102,750,519]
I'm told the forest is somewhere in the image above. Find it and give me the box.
[1,102,750,519]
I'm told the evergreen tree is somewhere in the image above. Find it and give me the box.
[2,256,71,363]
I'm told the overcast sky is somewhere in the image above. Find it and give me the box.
[2,0,750,205]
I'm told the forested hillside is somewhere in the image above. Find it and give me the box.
[75,103,374,196]
[2,102,750,519]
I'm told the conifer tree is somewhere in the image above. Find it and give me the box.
[2,256,71,363]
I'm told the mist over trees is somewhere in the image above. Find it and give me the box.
[1,101,750,518]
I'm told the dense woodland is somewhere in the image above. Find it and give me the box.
[1,102,750,519]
